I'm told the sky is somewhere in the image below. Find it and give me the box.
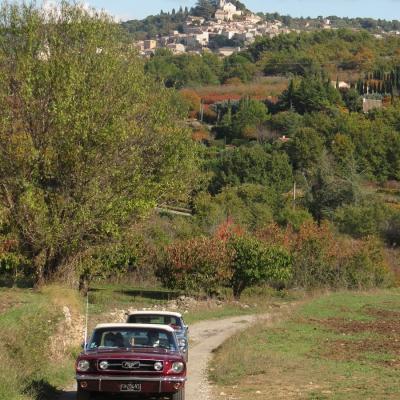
[84,0,400,21]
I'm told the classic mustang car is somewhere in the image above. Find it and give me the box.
[126,311,189,361]
[75,323,186,399]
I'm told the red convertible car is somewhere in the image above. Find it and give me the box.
[75,323,186,399]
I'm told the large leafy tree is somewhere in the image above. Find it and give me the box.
[193,0,216,20]
[0,2,197,286]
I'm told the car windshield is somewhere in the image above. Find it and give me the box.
[88,327,178,351]
[127,314,183,330]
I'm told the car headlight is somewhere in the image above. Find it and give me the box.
[154,361,163,371]
[77,360,90,372]
[99,361,109,370]
[178,338,186,348]
[171,362,184,373]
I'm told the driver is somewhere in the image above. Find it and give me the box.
[148,331,160,347]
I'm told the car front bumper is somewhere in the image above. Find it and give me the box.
[76,374,186,394]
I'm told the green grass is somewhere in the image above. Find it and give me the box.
[210,289,400,400]
[0,286,82,400]
[88,283,180,314]
[88,283,300,325]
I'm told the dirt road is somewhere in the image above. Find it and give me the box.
[186,314,262,400]
[59,314,263,400]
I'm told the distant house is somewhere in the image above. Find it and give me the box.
[363,98,383,113]
[331,81,351,89]
[215,0,242,22]
[278,135,291,143]
[167,43,186,54]
[217,46,241,56]
[144,40,157,50]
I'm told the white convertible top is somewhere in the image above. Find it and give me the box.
[127,311,182,318]
[95,323,175,333]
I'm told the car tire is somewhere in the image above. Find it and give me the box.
[171,388,185,400]
[76,387,92,400]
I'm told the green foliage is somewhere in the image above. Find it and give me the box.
[280,75,343,114]
[287,127,324,171]
[193,0,216,20]
[269,111,304,136]
[334,202,391,238]
[146,51,221,88]
[306,162,357,222]
[229,235,293,298]
[194,184,276,232]
[222,54,256,83]
[0,2,197,284]
[247,29,400,73]
[209,145,293,195]
[122,8,189,40]
[0,287,82,400]
[277,207,313,231]
[232,97,269,139]
[342,88,363,112]
[146,52,257,88]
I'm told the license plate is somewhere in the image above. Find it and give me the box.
[120,383,141,392]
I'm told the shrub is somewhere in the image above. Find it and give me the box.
[257,221,393,289]
[161,236,232,297]
[228,235,293,299]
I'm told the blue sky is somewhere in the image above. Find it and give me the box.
[86,0,400,21]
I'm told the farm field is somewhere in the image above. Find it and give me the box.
[192,76,289,102]
[210,289,400,400]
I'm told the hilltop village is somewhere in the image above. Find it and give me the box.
[134,0,293,56]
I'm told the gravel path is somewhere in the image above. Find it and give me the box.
[59,314,266,400]
[186,314,263,400]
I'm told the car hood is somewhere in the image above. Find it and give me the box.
[82,348,183,361]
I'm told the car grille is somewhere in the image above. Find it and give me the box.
[97,360,163,372]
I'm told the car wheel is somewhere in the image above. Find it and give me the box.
[76,387,92,400]
[171,388,185,400]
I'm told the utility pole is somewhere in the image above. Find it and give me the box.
[200,99,204,123]
[293,181,296,208]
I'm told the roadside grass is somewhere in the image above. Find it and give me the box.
[0,286,82,400]
[209,289,400,400]
[88,282,180,314]
[88,282,302,326]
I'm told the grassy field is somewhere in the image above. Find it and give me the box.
[193,76,289,101]
[87,283,300,326]
[0,286,82,400]
[209,289,400,400]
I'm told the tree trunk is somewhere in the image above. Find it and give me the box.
[232,280,245,300]
[79,275,89,296]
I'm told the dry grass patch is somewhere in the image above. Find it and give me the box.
[210,290,400,400]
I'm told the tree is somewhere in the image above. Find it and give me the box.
[0,2,197,288]
[287,128,324,172]
[342,89,363,112]
[232,98,269,139]
[229,235,293,299]
[209,145,293,195]
[193,0,216,19]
